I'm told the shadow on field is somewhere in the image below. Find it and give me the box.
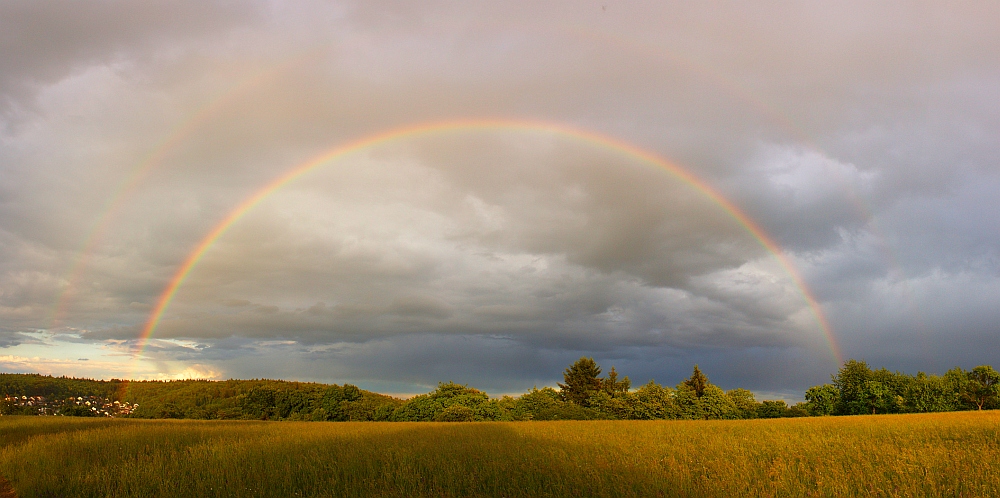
[0,416,121,451]
[334,422,654,496]
[0,475,17,498]
[1,419,661,497]
[8,414,1000,497]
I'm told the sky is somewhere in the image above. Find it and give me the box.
[1,1,998,399]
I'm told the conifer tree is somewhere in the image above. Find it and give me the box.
[683,365,709,397]
[603,366,631,395]
[558,357,602,406]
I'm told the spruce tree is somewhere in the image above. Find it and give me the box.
[558,357,603,406]
[603,366,631,395]
[684,365,709,397]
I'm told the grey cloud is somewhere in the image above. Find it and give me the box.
[830,270,1000,371]
[726,146,877,252]
[2,1,999,391]
[0,0,262,124]
[0,332,27,348]
[389,295,453,319]
[130,333,830,398]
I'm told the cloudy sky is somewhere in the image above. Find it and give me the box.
[2,1,998,399]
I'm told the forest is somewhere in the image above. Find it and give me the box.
[2,358,997,421]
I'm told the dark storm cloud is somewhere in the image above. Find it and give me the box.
[101,137,806,358]
[1,1,999,392]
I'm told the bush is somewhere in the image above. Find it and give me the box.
[58,403,99,417]
[533,402,602,420]
[434,405,475,422]
[785,404,811,417]
[757,400,788,419]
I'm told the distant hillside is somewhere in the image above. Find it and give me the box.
[0,373,401,421]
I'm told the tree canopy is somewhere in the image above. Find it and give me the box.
[3,358,997,422]
[558,357,603,406]
[682,365,709,397]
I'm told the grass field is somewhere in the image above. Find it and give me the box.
[1,411,999,497]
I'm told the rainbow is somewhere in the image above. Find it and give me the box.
[136,119,842,364]
[569,26,908,294]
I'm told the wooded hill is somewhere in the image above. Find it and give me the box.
[2,358,997,421]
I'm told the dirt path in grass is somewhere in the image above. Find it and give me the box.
[0,476,16,498]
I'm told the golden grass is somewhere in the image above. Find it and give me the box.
[2,411,999,497]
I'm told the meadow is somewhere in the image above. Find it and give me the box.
[1,411,999,497]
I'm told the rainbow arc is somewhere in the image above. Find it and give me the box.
[134,119,842,366]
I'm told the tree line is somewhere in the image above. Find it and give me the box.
[2,358,997,421]
[804,359,999,415]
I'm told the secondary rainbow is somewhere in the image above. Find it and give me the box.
[50,52,320,328]
[136,119,842,364]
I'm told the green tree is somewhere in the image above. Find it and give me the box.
[513,386,602,420]
[558,357,603,406]
[860,380,893,414]
[364,397,402,422]
[675,379,737,420]
[390,382,490,422]
[434,404,475,422]
[870,368,906,413]
[238,387,277,420]
[904,372,956,413]
[602,366,631,395]
[473,398,516,421]
[514,387,561,419]
[833,359,874,415]
[316,384,365,421]
[58,402,98,417]
[697,385,739,419]
[533,402,602,420]
[319,385,346,421]
[944,367,972,410]
[757,400,788,419]
[683,365,709,397]
[804,384,839,416]
[726,388,760,419]
[1,400,27,416]
[342,384,362,402]
[390,394,445,421]
[274,389,311,419]
[786,403,811,417]
[627,381,680,420]
[963,365,1000,410]
[585,391,623,419]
